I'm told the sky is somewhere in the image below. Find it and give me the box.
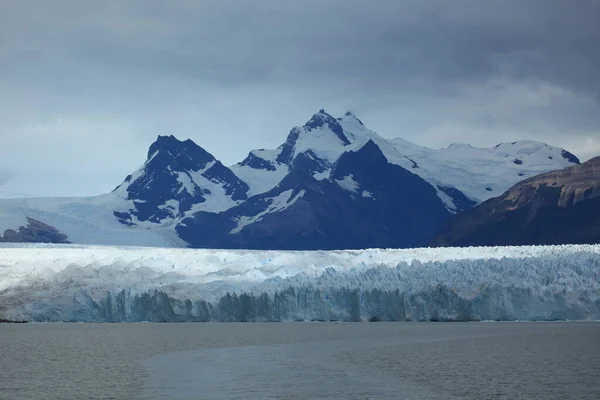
[1,0,599,197]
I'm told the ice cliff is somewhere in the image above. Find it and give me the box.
[1,244,599,322]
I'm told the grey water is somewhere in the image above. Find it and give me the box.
[1,322,599,400]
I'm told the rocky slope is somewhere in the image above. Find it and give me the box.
[0,217,69,244]
[178,140,451,249]
[433,157,600,246]
[112,134,249,225]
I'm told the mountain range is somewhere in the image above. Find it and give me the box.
[0,110,586,249]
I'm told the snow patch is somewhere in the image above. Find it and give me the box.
[335,174,360,193]
[313,169,331,181]
[231,158,289,196]
[159,199,179,211]
[361,190,374,199]
[230,189,305,234]
[176,172,195,195]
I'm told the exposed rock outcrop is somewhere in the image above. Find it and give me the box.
[0,217,69,244]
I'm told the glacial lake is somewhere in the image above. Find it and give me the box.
[1,322,599,399]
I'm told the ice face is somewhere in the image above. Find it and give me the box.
[1,244,599,322]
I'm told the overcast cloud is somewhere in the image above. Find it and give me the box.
[1,0,599,196]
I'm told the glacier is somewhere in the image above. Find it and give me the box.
[1,243,599,322]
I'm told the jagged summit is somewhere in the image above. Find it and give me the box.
[179,136,452,250]
[303,110,349,143]
[275,110,352,165]
[148,134,189,155]
[111,135,249,224]
[339,111,364,126]
[233,110,582,211]
[146,135,215,171]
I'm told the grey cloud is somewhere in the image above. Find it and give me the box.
[0,0,599,196]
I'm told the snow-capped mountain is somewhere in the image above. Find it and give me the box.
[111,134,249,225]
[233,110,580,212]
[0,110,582,249]
[178,139,451,249]
[0,135,250,248]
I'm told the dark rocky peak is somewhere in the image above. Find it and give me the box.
[113,135,249,224]
[303,110,351,145]
[339,111,364,126]
[239,151,277,171]
[276,127,302,164]
[256,150,335,202]
[561,150,580,165]
[288,150,330,178]
[280,142,389,197]
[337,139,385,163]
[331,140,388,182]
[147,135,215,172]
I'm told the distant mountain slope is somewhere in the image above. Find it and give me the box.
[178,140,451,249]
[433,157,600,247]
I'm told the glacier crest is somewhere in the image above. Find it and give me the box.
[1,245,599,322]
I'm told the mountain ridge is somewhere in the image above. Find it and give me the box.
[178,139,451,250]
[0,110,583,249]
[233,110,580,211]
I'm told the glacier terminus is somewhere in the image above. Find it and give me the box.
[1,243,599,323]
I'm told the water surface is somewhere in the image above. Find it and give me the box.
[1,322,598,399]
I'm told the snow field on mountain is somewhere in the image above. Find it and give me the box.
[338,115,576,204]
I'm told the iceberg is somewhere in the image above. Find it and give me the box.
[1,243,599,322]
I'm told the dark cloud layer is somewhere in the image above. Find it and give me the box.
[1,0,599,196]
